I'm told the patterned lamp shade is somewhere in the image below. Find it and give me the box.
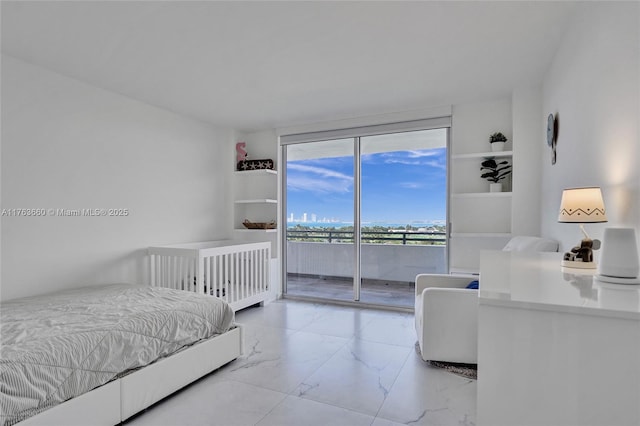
[558,187,608,223]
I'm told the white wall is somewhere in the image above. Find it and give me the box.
[1,55,234,301]
[511,86,542,237]
[541,2,640,254]
[452,98,513,155]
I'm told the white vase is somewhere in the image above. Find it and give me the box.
[489,183,503,193]
[491,142,506,152]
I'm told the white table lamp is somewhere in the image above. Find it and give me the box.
[558,187,607,269]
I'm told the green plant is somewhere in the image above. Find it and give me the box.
[489,132,508,143]
[481,158,512,183]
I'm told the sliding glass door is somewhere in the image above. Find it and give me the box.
[283,125,448,308]
[359,129,448,306]
[284,138,356,302]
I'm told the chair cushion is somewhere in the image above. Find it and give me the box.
[502,236,558,253]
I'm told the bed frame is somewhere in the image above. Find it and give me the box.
[14,240,265,425]
[16,326,243,426]
[148,240,271,312]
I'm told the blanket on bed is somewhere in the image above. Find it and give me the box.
[0,284,235,426]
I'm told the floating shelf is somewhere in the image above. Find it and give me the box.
[452,151,513,159]
[451,192,512,199]
[234,228,278,233]
[449,267,480,276]
[234,169,277,176]
[234,199,278,204]
[450,232,512,238]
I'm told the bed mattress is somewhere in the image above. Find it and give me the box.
[0,284,235,426]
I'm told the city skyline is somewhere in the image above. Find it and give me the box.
[286,212,445,226]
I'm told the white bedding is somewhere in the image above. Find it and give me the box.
[0,284,235,426]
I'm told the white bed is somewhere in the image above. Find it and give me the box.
[0,284,243,426]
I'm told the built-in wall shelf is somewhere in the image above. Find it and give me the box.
[451,192,512,199]
[452,151,513,160]
[449,268,480,276]
[234,228,278,233]
[231,139,278,262]
[233,169,277,235]
[448,100,516,273]
[234,169,277,176]
[234,199,278,204]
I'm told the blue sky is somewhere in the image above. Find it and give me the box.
[286,147,447,225]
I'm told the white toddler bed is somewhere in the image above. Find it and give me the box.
[0,284,243,426]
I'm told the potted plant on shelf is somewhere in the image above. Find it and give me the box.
[489,132,508,152]
[481,158,512,192]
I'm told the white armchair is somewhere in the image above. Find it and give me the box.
[415,236,558,364]
[414,274,479,364]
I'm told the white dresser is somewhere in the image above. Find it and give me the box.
[477,251,640,426]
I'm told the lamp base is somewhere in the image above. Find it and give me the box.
[595,274,640,285]
[561,260,597,269]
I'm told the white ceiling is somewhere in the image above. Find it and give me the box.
[1,1,579,132]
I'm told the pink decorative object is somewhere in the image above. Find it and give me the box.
[236,142,247,162]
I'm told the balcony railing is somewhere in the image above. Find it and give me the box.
[287,240,447,283]
[286,230,446,245]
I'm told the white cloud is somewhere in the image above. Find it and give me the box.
[287,162,353,194]
[288,163,353,181]
[380,150,446,168]
[422,160,447,170]
[287,175,352,193]
[399,182,424,189]
[407,150,441,158]
[383,158,446,169]
[384,158,422,165]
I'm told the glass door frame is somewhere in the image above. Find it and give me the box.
[353,136,362,301]
[280,138,360,300]
[280,118,451,306]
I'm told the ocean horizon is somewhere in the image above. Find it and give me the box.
[287,221,445,229]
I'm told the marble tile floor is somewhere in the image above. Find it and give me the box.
[125,299,476,426]
[285,275,415,309]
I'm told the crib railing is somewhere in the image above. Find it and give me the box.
[148,240,271,311]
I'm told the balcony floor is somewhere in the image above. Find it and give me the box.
[285,274,415,308]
